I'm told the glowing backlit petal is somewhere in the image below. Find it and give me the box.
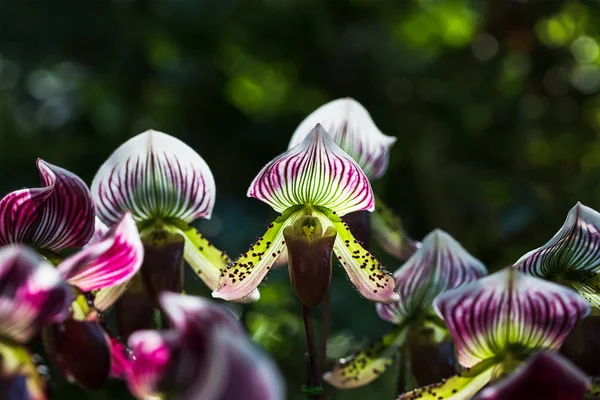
[434,268,590,369]
[0,246,72,343]
[474,351,590,400]
[397,359,496,400]
[315,209,397,303]
[91,130,215,226]
[179,223,232,292]
[57,212,143,292]
[127,293,283,400]
[514,202,600,308]
[0,160,94,251]
[324,326,407,389]
[213,210,303,301]
[377,229,486,324]
[289,98,396,179]
[248,124,374,216]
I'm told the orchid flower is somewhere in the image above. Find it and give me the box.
[325,230,486,389]
[514,202,600,312]
[213,124,397,304]
[0,159,95,252]
[289,98,418,259]
[42,212,144,390]
[125,292,284,400]
[91,130,244,306]
[0,245,72,400]
[398,268,590,400]
[473,351,590,400]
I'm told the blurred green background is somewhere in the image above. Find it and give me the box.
[1,0,600,398]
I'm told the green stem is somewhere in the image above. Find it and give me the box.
[302,305,324,400]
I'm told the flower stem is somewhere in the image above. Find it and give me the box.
[319,289,331,398]
[396,343,412,396]
[302,305,324,400]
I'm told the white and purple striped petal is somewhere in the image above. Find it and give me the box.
[249,124,374,216]
[434,268,590,369]
[514,202,600,309]
[91,130,215,226]
[57,212,143,292]
[377,229,487,324]
[289,98,396,180]
[126,292,283,400]
[474,351,590,400]
[0,246,72,343]
[0,160,95,251]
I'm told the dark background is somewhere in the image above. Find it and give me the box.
[1,0,599,398]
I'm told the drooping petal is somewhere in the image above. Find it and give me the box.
[126,293,283,400]
[324,326,408,389]
[91,130,216,226]
[473,351,590,400]
[289,98,396,180]
[248,124,374,216]
[315,209,397,303]
[42,319,111,390]
[0,159,95,251]
[370,195,420,260]
[514,202,600,308]
[0,341,46,400]
[57,212,143,292]
[109,338,133,379]
[377,229,487,324]
[212,209,303,301]
[434,268,590,369]
[397,359,497,400]
[0,246,72,343]
[178,223,232,293]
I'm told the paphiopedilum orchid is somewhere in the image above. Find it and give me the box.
[125,292,284,400]
[398,268,590,400]
[289,98,418,259]
[514,202,600,311]
[42,212,144,390]
[91,130,250,333]
[325,230,486,389]
[213,124,397,304]
[0,245,73,400]
[473,351,590,400]
[0,159,95,251]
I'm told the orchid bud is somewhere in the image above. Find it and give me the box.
[283,216,336,308]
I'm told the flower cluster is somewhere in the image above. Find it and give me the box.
[1,97,599,400]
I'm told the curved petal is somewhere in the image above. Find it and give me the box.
[315,209,397,303]
[248,124,374,216]
[109,338,133,379]
[0,341,46,400]
[514,202,600,308]
[324,326,407,389]
[93,281,129,312]
[127,293,283,400]
[213,210,303,301]
[57,212,143,292]
[434,268,590,369]
[377,229,487,324]
[0,246,72,343]
[397,359,496,400]
[0,159,94,251]
[474,351,590,400]
[178,223,231,293]
[289,98,396,180]
[89,216,109,245]
[370,195,420,260]
[91,130,216,226]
